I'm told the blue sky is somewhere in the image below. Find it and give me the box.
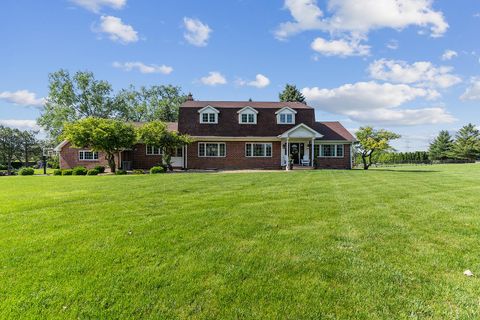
[1,0,480,150]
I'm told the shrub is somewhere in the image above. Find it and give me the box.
[0,164,7,170]
[72,166,87,176]
[62,169,73,176]
[150,166,165,174]
[87,169,99,176]
[18,167,35,176]
[53,169,62,176]
[94,165,106,173]
[132,169,144,174]
[115,170,127,175]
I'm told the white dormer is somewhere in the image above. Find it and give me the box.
[198,105,220,124]
[237,106,258,124]
[275,107,297,124]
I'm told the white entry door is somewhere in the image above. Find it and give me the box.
[171,147,184,168]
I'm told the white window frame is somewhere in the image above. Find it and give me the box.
[317,144,344,158]
[275,107,297,124]
[79,150,99,161]
[198,106,220,124]
[198,142,226,157]
[237,106,258,124]
[146,145,162,156]
[245,143,272,158]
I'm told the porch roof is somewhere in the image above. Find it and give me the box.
[278,123,323,139]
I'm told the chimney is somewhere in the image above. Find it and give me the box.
[186,92,194,101]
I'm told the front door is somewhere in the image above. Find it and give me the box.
[289,143,304,164]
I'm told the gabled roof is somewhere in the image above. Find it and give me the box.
[278,123,323,139]
[275,107,297,114]
[182,101,312,109]
[312,122,356,141]
[237,106,258,114]
[197,105,220,114]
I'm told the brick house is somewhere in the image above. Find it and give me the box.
[55,99,355,170]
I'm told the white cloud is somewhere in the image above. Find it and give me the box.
[200,72,227,86]
[97,15,138,44]
[183,17,212,47]
[71,0,126,13]
[112,61,173,74]
[0,119,41,131]
[276,0,448,39]
[0,90,45,107]
[368,59,461,88]
[311,37,370,56]
[441,49,458,61]
[237,74,271,88]
[386,39,399,50]
[460,79,480,101]
[302,81,454,125]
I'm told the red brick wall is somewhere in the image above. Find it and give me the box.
[314,144,352,169]
[187,141,282,170]
[59,142,118,170]
[127,144,163,169]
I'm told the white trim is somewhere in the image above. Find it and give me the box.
[198,142,226,157]
[191,136,280,142]
[278,123,323,139]
[54,140,68,152]
[146,145,162,156]
[245,143,272,158]
[197,105,220,114]
[198,105,220,124]
[78,150,99,161]
[236,106,258,114]
[315,144,345,158]
[275,107,298,114]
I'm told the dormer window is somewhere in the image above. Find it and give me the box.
[237,106,258,124]
[275,107,297,124]
[198,105,220,124]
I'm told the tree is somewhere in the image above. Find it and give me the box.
[116,85,186,122]
[451,123,480,162]
[63,118,136,172]
[428,130,453,161]
[279,84,306,103]
[0,126,22,175]
[38,70,120,141]
[136,121,191,171]
[18,130,40,166]
[355,126,401,170]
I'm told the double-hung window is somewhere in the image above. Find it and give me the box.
[245,143,272,157]
[198,142,226,157]
[317,144,344,157]
[146,145,162,155]
[79,150,99,161]
[200,112,217,124]
[240,113,256,124]
[278,113,294,124]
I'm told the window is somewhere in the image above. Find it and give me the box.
[198,143,226,157]
[245,143,272,157]
[316,144,344,157]
[240,113,256,124]
[200,112,218,124]
[79,150,99,161]
[173,147,183,157]
[146,145,162,155]
[278,112,294,124]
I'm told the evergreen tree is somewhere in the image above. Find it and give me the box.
[428,130,454,161]
[451,123,480,161]
[279,84,306,103]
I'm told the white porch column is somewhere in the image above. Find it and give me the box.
[286,137,289,171]
[311,138,315,167]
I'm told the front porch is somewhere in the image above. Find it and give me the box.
[278,123,323,170]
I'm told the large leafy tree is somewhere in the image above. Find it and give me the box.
[279,84,306,103]
[63,118,136,172]
[38,70,120,141]
[428,130,454,161]
[356,126,401,170]
[18,130,41,166]
[451,123,480,161]
[0,125,22,175]
[137,121,191,171]
[116,85,186,122]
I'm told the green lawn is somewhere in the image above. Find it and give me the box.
[1,164,480,319]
